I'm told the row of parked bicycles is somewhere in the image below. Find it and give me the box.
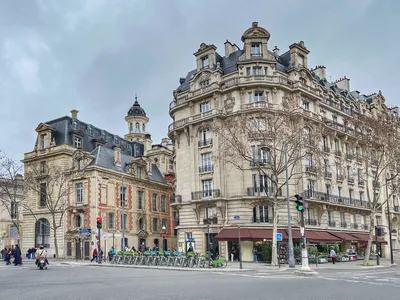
[110,251,227,268]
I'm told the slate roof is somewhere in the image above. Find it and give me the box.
[36,116,167,185]
[89,147,166,184]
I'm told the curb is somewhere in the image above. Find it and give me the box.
[62,262,255,273]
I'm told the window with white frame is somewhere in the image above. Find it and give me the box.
[328,211,334,223]
[129,123,133,133]
[251,145,268,164]
[161,195,167,213]
[338,186,342,199]
[122,214,127,230]
[336,164,342,178]
[137,166,142,179]
[201,56,209,68]
[349,189,353,202]
[307,180,315,198]
[251,43,262,56]
[253,67,263,75]
[162,219,167,232]
[306,153,313,167]
[302,100,310,110]
[108,213,115,229]
[322,136,328,150]
[200,128,212,145]
[153,218,159,232]
[76,183,83,204]
[138,191,143,209]
[347,166,353,179]
[248,92,253,103]
[40,134,47,149]
[202,179,213,197]
[253,205,269,223]
[200,153,213,172]
[74,136,82,148]
[200,102,211,115]
[334,139,339,152]
[359,191,364,202]
[254,91,264,101]
[246,67,251,76]
[252,174,269,194]
[77,158,83,170]
[152,194,158,211]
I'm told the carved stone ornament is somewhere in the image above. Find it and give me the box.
[200,73,210,82]
[272,87,277,95]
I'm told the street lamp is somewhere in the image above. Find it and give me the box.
[385,178,395,265]
[162,226,167,251]
[261,145,295,268]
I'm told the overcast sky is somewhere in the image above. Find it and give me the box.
[0,0,398,161]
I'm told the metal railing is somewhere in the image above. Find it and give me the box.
[253,217,271,223]
[340,222,347,228]
[302,190,371,209]
[191,189,221,201]
[247,187,282,197]
[305,219,318,226]
[199,165,213,173]
[328,221,336,227]
[198,138,213,147]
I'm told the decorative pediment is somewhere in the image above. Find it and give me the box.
[35,123,53,133]
[136,230,149,238]
[241,22,270,41]
[192,69,212,83]
[69,129,85,137]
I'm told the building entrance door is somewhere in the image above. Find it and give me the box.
[75,239,81,260]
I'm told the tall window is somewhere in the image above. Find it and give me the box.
[340,213,345,226]
[138,218,144,230]
[77,158,83,170]
[328,211,334,223]
[153,218,159,232]
[40,134,47,149]
[137,167,142,179]
[122,214,127,230]
[108,213,115,229]
[322,136,328,151]
[254,91,264,101]
[135,122,140,132]
[10,202,17,219]
[200,153,213,172]
[201,179,213,197]
[120,186,126,207]
[253,205,269,223]
[35,218,50,248]
[251,43,261,56]
[359,191,364,202]
[40,183,47,207]
[334,139,340,152]
[161,195,167,213]
[252,67,263,75]
[200,102,211,114]
[40,161,46,174]
[75,215,81,228]
[307,180,315,198]
[201,56,209,68]
[76,183,83,204]
[302,100,310,110]
[162,219,167,233]
[252,174,269,194]
[338,186,342,198]
[152,194,158,211]
[138,191,143,209]
[129,123,133,133]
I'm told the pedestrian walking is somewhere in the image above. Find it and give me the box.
[13,245,22,266]
[330,247,336,264]
[253,248,258,263]
[91,248,98,262]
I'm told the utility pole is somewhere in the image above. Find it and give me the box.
[385,179,394,265]
[284,147,295,268]
[96,216,102,264]
[375,226,380,266]
[295,195,310,271]
[238,224,242,270]
[207,221,211,269]
[121,176,125,252]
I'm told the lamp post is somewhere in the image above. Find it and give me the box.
[121,176,125,252]
[385,178,394,265]
[162,226,166,251]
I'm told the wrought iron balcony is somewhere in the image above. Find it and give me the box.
[358,180,365,186]
[305,165,317,173]
[250,158,269,166]
[247,187,282,197]
[324,172,332,179]
[362,224,369,230]
[350,223,359,229]
[203,217,218,225]
[340,222,347,228]
[253,217,271,223]
[337,174,344,181]
[334,150,342,157]
[302,190,371,210]
[199,165,213,173]
[305,219,318,226]
[394,206,399,212]
[198,138,213,147]
[322,146,330,153]
[348,177,355,184]
[191,189,221,200]
[328,221,336,227]
[346,153,354,160]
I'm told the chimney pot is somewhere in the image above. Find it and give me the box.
[71,109,79,119]
[252,21,258,27]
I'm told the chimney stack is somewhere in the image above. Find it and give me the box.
[161,138,169,146]
[113,146,121,167]
[313,65,326,80]
[335,76,351,93]
[273,46,280,56]
[224,40,233,57]
[71,109,79,119]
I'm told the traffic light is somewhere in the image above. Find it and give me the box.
[96,216,102,229]
[300,236,306,249]
[294,194,304,212]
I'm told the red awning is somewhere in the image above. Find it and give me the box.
[348,233,387,244]
[285,229,342,243]
[330,231,360,242]
[215,228,274,241]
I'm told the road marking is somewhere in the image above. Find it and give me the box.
[319,276,400,288]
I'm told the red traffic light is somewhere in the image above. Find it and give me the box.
[96,216,102,222]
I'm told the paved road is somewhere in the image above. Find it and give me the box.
[0,262,399,300]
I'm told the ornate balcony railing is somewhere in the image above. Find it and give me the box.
[199,165,213,173]
[302,190,371,210]
[328,221,336,227]
[198,138,213,147]
[305,219,318,226]
[305,165,317,173]
[337,174,344,181]
[348,177,355,184]
[253,217,271,223]
[350,223,359,229]
[250,158,269,166]
[247,187,282,197]
[191,189,221,200]
[322,146,330,153]
[203,217,218,225]
[340,222,347,228]
[394,206,399,212]
[324,172,332,179]
[168,109,221,133]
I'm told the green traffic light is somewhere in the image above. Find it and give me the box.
[297,205,304,211]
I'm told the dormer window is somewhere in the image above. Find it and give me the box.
[251,43,262,56]
[298,55,305,66]
[77,158,83,170]
[74,136,82,148]
[114,136,119,145]
[87,126,93,136]
[253,67,262,75]
[201,56,209,68]
[40,134,47,149]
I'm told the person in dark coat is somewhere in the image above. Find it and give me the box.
[13,245,22,266]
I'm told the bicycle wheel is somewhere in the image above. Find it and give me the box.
[221,260,227,268]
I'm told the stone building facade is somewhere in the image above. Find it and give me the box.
[168,22,400,261]
[22,99,176,259]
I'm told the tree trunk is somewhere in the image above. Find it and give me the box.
[52,214,59,260]
[271,202,278,266]
[362,212,375,266]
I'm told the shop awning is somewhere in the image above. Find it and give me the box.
[215,228,274,241]
[330,231,360,242]
[348,233,387,244]
[285,229,342,243]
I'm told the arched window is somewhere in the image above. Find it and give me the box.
[35,218,50,248]
[75,215,81,228]
[129,123,133,133]
[135,122,140,132]
[138,218,144,230]
[142,124,146,133]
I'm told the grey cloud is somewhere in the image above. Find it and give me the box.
[0,0,42,26]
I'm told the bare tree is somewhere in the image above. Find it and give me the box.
[351,113,400,265]
[0,152,24,243]
[23,158,87,259]
[215,95,324,265]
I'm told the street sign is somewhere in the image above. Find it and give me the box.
[79,228,92,237]
[187,238,195,242]
[276,233,283,242]
[233,215,240,220]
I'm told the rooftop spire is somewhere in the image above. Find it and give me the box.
[135,93,138,104]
